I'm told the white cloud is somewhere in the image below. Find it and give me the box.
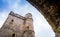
[0,11,9,28]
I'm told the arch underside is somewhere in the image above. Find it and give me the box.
[27,0,60,37]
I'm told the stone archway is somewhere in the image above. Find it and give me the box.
[27,0,60,37]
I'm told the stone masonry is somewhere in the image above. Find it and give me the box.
[27,0,60,37]
[0,11,35,37]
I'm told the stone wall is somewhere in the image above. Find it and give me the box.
[0,11,35,37]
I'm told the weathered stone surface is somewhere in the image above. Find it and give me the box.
[0,11,35,37]
[27,0,60,37]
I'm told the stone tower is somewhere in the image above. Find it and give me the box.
[0,11,35,37]
[27,0,60,37]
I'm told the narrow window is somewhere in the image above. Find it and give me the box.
[27,26,29,30]
[12,33,15,37]
[10,19,14,24]
[11,19,14,22]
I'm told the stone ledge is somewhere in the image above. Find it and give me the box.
[9,11,25,19]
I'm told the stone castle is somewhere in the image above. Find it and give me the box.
[0,11,35,37]
[27,0,60,37]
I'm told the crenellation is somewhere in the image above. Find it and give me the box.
[9,11,25,20]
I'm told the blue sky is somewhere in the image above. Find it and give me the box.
[0,0,55,37]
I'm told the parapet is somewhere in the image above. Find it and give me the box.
[9,11,25,19]
[25,13,32,18]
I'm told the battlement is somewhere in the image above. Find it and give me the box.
[9,11,33,20]
[9,11,25,19]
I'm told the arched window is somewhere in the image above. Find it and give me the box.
[12,33,16,37]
